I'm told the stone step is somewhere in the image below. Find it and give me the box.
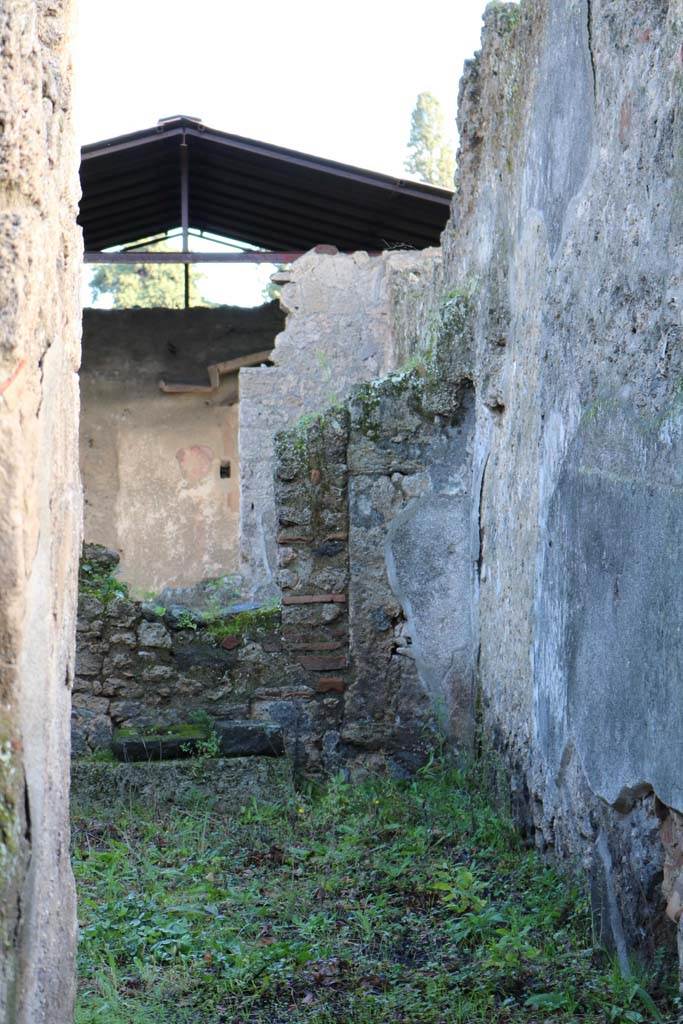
[214,719,285,757]
[71,755,293,810]
[111,719,284,762]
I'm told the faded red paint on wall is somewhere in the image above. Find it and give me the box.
[176,444,214,484]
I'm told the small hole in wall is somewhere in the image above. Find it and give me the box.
[220,461,231,479]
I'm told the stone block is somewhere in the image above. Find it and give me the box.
[76,614,103,636]
[197,702,250,720]
[309,569,349,592]
[172,641,236,672]
[70,725,89,758]
[75,647,104,677]
[313,540,346,558]
[103,648,134,673]
[220,634,241,651]
[315,677,346,693]
[88,716,114,749]
[252,686,315,700]
[100,676,136,697]
[298,655,348,671]
[112,730,203,762]
[104,597,139,627]
[141,664,177,683]
[109,699,155,725]
[137,620,172,649]
[82,542,120,571]
[214,720,285,757]
[71,757,293,810]
[108,630,137,646]
[77,595,106,621]
[72,695,109,714]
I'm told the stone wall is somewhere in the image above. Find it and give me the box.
[273,412,352,770]
[73,545,347,773]
[244,0,683,961]
[271,359,478,775]
[0,1,81,1019]
[345,365,476,764]
[435,0,682,959]
[75,366,477,778]
[81,304,282,594]
[73,581,291,755]
[239,247,440,596]
[288,0,679,961]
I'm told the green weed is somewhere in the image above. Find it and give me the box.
[72,764,676,1023]
[202,599,281,645]
[79,558,129,605]
[176,610,198,631]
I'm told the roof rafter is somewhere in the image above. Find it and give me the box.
[80,115,451,261]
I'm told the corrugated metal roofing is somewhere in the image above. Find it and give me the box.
[79,116,452,253]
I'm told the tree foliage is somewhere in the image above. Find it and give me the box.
[89,242,211,309]
[261,263,288,304]
[404,91,455,189]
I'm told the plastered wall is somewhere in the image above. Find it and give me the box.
[0,1,81,1019]
[80,306,283,595]
[350,0,682,958]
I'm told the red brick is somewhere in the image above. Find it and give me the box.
[316,677,346,693]
[298,655,348,671]
[288,640,344,652]
[220,635,241,650]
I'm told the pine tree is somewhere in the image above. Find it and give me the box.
[404,92,455,189]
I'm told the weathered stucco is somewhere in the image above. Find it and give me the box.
[239,247,440,595]
[81,305,282,594]
[0,0,81,1018]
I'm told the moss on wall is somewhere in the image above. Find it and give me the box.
[0,735,18,881]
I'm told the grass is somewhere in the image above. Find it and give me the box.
[72,763,677,1024]
[203,599,281,645]
[113,724,209,741]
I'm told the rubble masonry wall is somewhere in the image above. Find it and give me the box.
[239,248,441,596]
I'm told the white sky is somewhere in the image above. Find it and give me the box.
[75,0,494,305]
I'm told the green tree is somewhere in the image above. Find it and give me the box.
[89,241,211,308]
[404,91,455,189]
[261,263,288,304]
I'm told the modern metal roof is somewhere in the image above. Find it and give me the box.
[79,116,452,255]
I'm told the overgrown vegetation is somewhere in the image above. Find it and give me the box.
[113,723,208,741]
[72,763,676,1023]
[202,599,281,645]
[79,556,129,605]
[351,286,475,440]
